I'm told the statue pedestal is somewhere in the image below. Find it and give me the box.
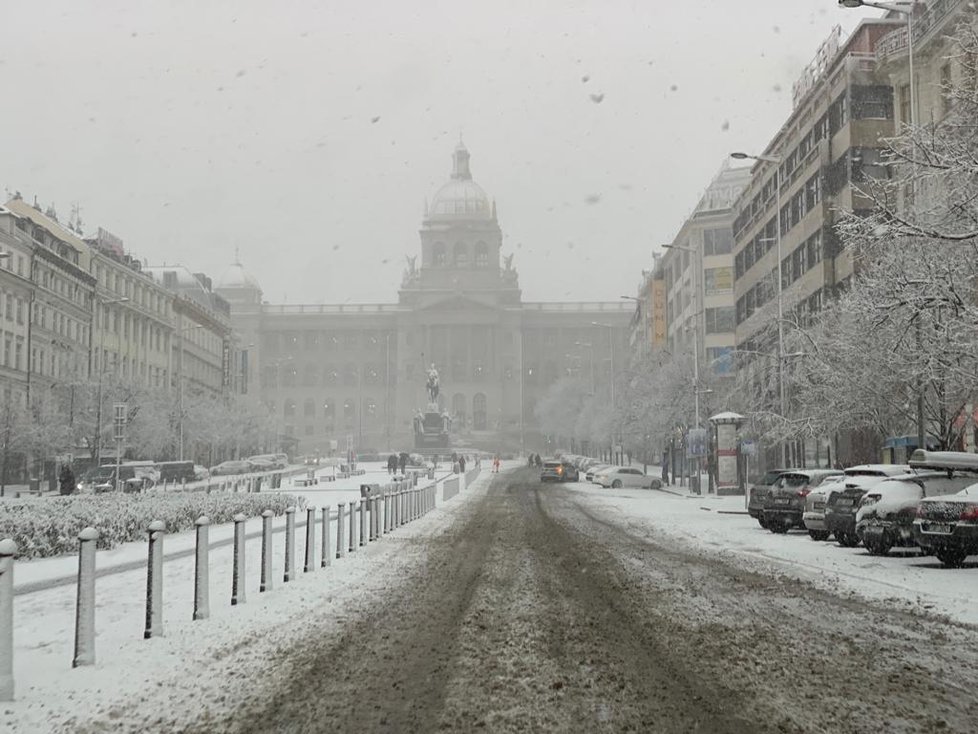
[426,402,439,413]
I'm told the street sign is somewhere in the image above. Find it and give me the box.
[741,439,757,457]
[687,428,708,458]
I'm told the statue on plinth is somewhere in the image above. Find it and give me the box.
[426,363,440,403]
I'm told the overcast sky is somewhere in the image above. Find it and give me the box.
[0,0,881,305]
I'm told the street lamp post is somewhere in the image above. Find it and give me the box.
[838,0,923,450]
[731,151,788,465]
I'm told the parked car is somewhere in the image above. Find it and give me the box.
[913,482,978,567]
[247,458,275,471]
[824,464,911,547]
[210,460,253,476]
[596,466,656,489]
[586,464,613,482]
[802,475,846,540]
[762,469,843,534]
[855,451,978,556]
[193,464,210,480]
[541,460,579,483]
[156,460,196,483]
[747,468,790,528]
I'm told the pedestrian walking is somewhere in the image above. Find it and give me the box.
[492,455,500,473]
[387,453,397,475]
[398,452,408,475]
[459,455,466,473]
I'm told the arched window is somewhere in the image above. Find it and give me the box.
[284,399,296,418]
[433,242,446,266]
[473,393,487,431]
[475,241,489,268]
[343,399,356,427]
[454,242,469,268]
[304,398,315,418]
[323,399,335,427]
[282,365,297,387]
[452,393,466,429]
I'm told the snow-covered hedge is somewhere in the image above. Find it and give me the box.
[0,492,307,559]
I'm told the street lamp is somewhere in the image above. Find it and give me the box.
[838,0,923,449]
[731,150,789,465]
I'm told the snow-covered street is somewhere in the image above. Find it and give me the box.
[6,466,977,732]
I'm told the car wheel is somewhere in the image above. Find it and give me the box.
[757,517,769,529]
[936,547,968,568]
[612,480,622,489]
[768,518,788,534]
[649,479,662,490]
[837,532,860,548]
[808,530,830,541]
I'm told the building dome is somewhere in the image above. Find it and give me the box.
[427,143,494,221]
[216,260,262,291]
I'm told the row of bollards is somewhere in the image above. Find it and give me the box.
[0,479,445,701]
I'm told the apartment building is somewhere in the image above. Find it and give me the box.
[731,20,901,357]
[660,164,750,376]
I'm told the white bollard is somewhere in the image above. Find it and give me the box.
[321,505,331,568]
[144,520,165,639]
[193,516,210,620]
[0,539,17,700]
[231,514,246,605]
[304,507,316,573]
[336,502,346,559]
[260,510,273,592]
[284,507,296,583]
[73,527,99,667]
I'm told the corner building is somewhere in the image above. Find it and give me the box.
[217,144,630,456]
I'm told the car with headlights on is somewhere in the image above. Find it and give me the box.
[586,464,613,483]
[802,474,846,540]
[824,464,911,547]
[540,460,579,483]
[762,469,843,534]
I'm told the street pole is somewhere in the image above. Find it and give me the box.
[774,164,787,467]
[519,328,525,457]
[385,333,391,452]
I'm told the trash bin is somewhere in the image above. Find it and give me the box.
[29,477,40,493]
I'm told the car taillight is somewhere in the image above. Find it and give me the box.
[797,488,811,498]
[916,505,927,518]
[960,504,978,521]
[556,466,563,475]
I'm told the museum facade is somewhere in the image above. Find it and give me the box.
[217,144,630,455]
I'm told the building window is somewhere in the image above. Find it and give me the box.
[705,307,735,334]
[703,228,733,256]
[343,399,355,427]
[899,83,911,128]
[364,398,377,424]
[475,242,489,268]
[284,400,296,418]
[323,400,335,427]
[433,242,446,266]
[452,393,466,428]
[472,393,487,431]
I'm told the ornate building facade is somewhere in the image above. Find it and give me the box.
[217,144,631,455]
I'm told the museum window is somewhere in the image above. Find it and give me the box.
[473,393,487,431]
[364,398,377,424]
[343,399,355,427]
[282,365,297,387]
[284,400,296,418]
[475,242,488,268]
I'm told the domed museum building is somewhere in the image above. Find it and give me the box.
[216,144,630,456]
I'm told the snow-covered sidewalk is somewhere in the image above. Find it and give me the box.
[562,481,978,627]
[0,464,482,732]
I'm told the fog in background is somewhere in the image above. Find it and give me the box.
[0,0,878,304]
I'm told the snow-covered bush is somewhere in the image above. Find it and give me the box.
[0,492,307,559]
